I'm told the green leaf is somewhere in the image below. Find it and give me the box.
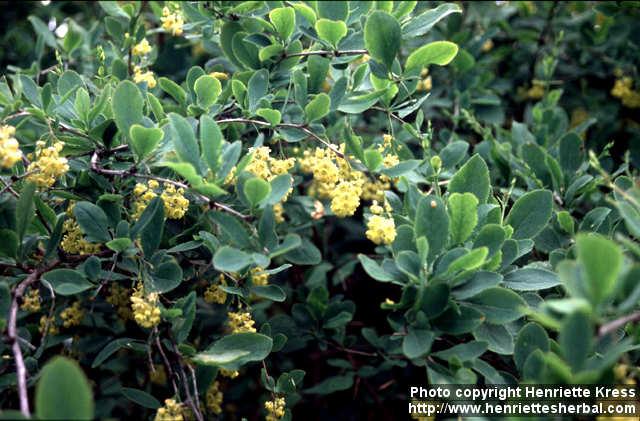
[305,373,354,394]
[36,357,94,420]
[259,44,284,62]
[73,201,111,242]
[363,148,383,171]
[91,338,140,367]
[149,261,183,293]
[121,388,161,409]
[253,285,286,302]
[448,192,478,244]
[448,154,490,203]
[248,69,269,113]
[505,189,553,240]
[414,195,449,260]
[112,80,143,140]
[200,115,223,173]
[402,3,462,38]
[233,32,260,69]
[514,322,549,371]
[402,327,434,359]
[194,75,222,108]
[466,287,526,324]
[16,181,36,244]
[556,210,575,235]
[364,11,401,69]
[210,211,251,248]
[168,113,200,170]
[503,267,560,291]
[129,124,163,160]
[446,247,488,277]
[559,310,592,372]
[265,174,292,206]
[417,283,450,318]
[131,197,163,238]
[315,19,347,48]
[193,333,273,370]
[317,1,349,20]
[158,77,187,105]
[305,93,330,123]
[213,246,253,272]
[106,237,132,252]
[244,178,271,208]
[293,3,317,24]
[473,323,514,355]
[358,255,393,282]
[42,269,93,296]
[473,224,506,257]
[432,341,488,362]
[140,196,164,256]
[269,7,296,40]
[405,41,459,71]
[256,108,282,126]
[576,233,622,304]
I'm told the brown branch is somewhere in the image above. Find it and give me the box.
[599,312,640,338]
[7,263,56,417]
[283,49,368,58]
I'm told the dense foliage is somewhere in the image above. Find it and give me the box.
[0,1,639,420]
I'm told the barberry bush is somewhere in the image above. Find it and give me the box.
[0,1,639,420]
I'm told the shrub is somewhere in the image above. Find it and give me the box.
[0,2,639,420]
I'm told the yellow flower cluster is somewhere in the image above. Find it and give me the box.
[481,39,494,52]
[526,80,545,99]
[251,266,269,286]
[131,285,161,329]
[133,65,157,88]
[204,274,227,304]
[106,283,132,320]
[0,125,22,168]
[149,365,167,385]
[611,77,640,108]
[61,219,102,255]
[416,68,432,92]
[39,315,59,336]
[210,71,229,80]
[299,146,366,217]
[132,38,152,56]
[219,368,239,379]
[366,215,397,245]
[206,381,223,414]
[154,398,183,421]
[133,180,189,219]
[161,6,184,36]
[227,311,256,333]
[265,397,286,421]
[60,301,84,328]
[245,146,296,182]
[27,141,69,188]
[161,183,190,219]
[273,202,285,223]
[21,289,41,312]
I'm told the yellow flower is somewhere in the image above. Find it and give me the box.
[27,141,69,188]
[132,38,152,56]
[0,125,22,168]
[526,80,545,99]
[204,275,227,304]
[39,315,58,336]
[366,215,396,245]
[227,311,256,333]
[251,267,269,286]
[161,183,189,219]
[133,65,157,88]
[61,217,102,255]
[265,397,286,421]
[161,6,184,36]
[149,365,167,385]
[370,200,384,215]
[331,181,361,217]
[611,77,640,108]
[206,381,223,415]
[210,71,229,80]
[481,39,494,52]
[106,283,132,320]
[382,134,393,147]
[130,284,161,328]
[273,202,285,223]
[21,289,41,313]
[60,301,84,328]
[219,368,239,379]
[154,398,183,421]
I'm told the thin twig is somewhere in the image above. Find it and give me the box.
[283,49,367,58]
[599,312,640,338]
